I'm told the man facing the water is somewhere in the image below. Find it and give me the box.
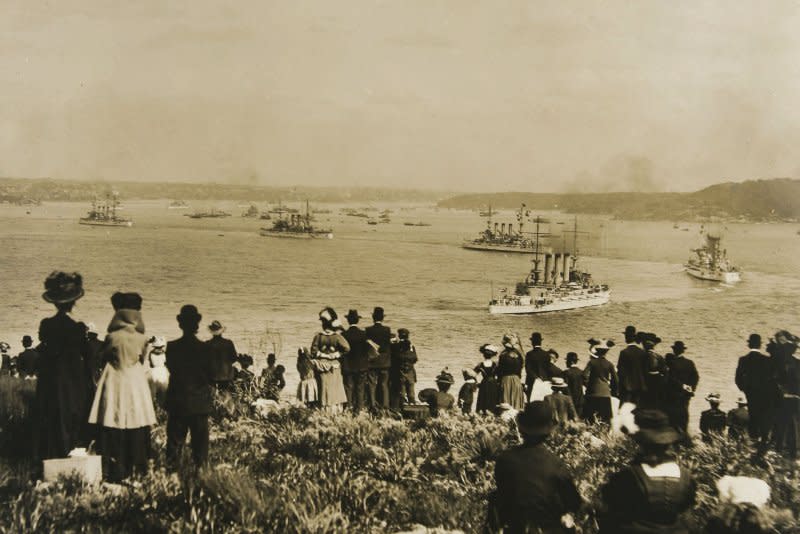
[342,309,369,412]
[366,307,392,410]
[617,325,647,404]
[665,340,699,435]
[735,333,779,453]
[205,320,238,389]
[525,332,551,401]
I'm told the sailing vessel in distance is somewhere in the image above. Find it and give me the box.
[685,232,741,283]
[488,216,610,314]
[79,193,133,227]
[463,204,538,253]
[260,200,333,239]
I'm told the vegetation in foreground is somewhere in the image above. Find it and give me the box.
[0,376,797,533]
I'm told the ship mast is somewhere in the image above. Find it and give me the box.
[527,216,551,285]
[562,216,589,273]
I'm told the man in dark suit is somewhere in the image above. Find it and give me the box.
[563,352,585,417]
[524,332,552,401]
[166,305,213,468]
[543,377,578,425]
[664,340,699,435]
[492,401,581,532]
[366,307,392,410]
[735,333,779,453]
[616,325,647,405]
[342,309,369,413]
[205,320,238,389]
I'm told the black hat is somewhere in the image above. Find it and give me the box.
[345,309,361,324]
[623,325,637,337]
[111,292,142,311]
[42,271,84,304]
[671,341,687,353]
[516,401,555,437]
[372,307,385,321]
[747,333,762,348]
[641,333,661,347]
[208,320,225,334]
[177,304,202,322]
[633,409,680,445]
[22,335,33,346]
[398,328,410,339]
[238,354,254,367]
[530,332,543,344]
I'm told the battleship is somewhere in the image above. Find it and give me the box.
[488,217,610,314]
[463,204,539,253]
[168,200,189,209]
[185,209,231,219]
[685,233,741,283]
[79,193,133,227]
[260,201,333,239]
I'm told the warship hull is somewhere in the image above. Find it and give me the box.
[462,242,535,253]
[489,290,610,315]
[259,229,333,239]
[685,265,740,283]
[79,219,133,227]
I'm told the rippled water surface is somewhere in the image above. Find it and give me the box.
[1,200,798,428]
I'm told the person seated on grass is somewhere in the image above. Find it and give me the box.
[727,396,750,440]
[418,369,456,417]
[491,400,582,533]
[544,376,578,425]
[699,392,727,443]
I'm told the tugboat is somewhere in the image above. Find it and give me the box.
[79,193,133,227]
[685,233,740,283]
[260,201,333,239]
[463,204,538,253]
[488,217,610,314]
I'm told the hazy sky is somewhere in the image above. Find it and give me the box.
[2,1,799,192]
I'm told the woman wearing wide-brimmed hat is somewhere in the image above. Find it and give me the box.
[599,409,697,534]
[88,292,157,481]
[770,330,800,460]
[497,333,525,410]
[310,307,350,413]
[33,271,92,460]
[474,344,501,414]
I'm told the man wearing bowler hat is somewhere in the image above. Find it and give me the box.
[735,333,779,453]
[342,309,369,412]
[665,340,699,435]
[366,307,392,410]
[492,401,581,533]
[616,325,648,404]
[524,332,552,401]
[166,305,213,468]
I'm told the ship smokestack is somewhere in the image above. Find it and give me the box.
[494,222,499,235]
[508,221,514,236]
[553,253,562,284]
[543,254,552,284]
[501,223,506,235]
[563,253,571,282]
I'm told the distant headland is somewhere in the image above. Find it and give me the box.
[438,178,800,222]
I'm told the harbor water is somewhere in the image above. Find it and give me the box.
[1,201,798,429]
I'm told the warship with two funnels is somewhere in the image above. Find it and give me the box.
[488,218,610,314]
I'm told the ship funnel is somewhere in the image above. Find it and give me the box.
[501,223,506,235]
[543,254,552,284]
[509,221,514,236]
[494,222,499,235]
[562,253,571,282]
[553,253,562,285]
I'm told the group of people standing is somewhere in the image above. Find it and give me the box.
[296,306,419,413]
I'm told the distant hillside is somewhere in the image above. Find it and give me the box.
[0,178,448,204]
[437,178,800,221]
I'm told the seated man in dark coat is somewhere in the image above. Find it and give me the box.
[166,305,213,468]
[699,392,727,443]
[544,377,578,425]
[727,396,750,440]
[492,400,582,533]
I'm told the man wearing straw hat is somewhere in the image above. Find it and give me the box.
[206,320,238,389]
[492,401,581,533]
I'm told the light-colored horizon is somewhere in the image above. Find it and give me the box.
[2,1,799,193]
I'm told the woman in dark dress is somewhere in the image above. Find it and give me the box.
[497,334,525,410]
[34,271,92,460]
[770,330,800,460]
[599,409,696,534]
[582,338,618,423]
[474,344,501,414]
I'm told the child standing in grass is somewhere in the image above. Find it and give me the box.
[296,347,318,407]
[458,369,478,414]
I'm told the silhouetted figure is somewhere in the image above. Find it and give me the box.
[735,333,778,455]
[617,326,647,404]
[418,369,455,417]
[525,332,552,401]
[699,393,727,443]
[665,341,699,436]
[563,352,585,417]
[342,309,369,412]
[366,307,392,410]
[458,369,478,414]
[206,320,238,389]
[17,335,40,379]
[727,397,749,440]
[583,339,618,423]
[474,344,501,414]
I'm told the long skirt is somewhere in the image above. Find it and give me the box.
[97,425,151,482]
[476,377,501,414]
[500,375,525,410]
[584,395,613,423]
[775,397,800,459]
[318,367,347,408]
[89,363,157,429]
[297,378,319,405]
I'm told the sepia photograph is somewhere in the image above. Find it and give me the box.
[0,1,799,532]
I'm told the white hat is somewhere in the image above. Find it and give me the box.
[151,336,166,349]
[716,476,770,508]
